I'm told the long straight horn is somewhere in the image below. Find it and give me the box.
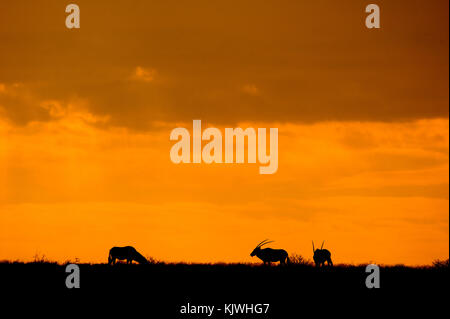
[312,241,315,252]
[260,240,274,248]
[257,239,270,248]
[321,241,325,249]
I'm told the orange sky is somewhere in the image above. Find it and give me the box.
[0,1,448,265]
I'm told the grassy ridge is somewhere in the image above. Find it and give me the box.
[1,260,447,316]
[1,258,447,291]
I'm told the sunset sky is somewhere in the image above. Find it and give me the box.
[0,0,448,265]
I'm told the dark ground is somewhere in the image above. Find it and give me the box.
[1,261,448,317]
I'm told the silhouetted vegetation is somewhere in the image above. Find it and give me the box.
[1,256,447,317]
[432,258,450,268]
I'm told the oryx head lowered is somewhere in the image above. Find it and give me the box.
[250,239,290,265]
[250,239,274,257]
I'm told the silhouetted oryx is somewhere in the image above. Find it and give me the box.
[108,246,149,265]
[312,241,333,267]
[250,239,289,265]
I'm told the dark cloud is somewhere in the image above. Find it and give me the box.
[0,0,448,129]
[0,84,52,124]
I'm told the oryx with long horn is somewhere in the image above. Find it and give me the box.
[312,241,333,267]
[250,239,290,265]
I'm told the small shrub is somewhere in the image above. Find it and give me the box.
[289,254,313,266]
[432,259,449,269]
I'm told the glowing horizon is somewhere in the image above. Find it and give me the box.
[0,0,448,265]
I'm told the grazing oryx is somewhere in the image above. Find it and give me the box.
[108,246,149,265]
[250,239,290,265]
[312,241,333,267]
